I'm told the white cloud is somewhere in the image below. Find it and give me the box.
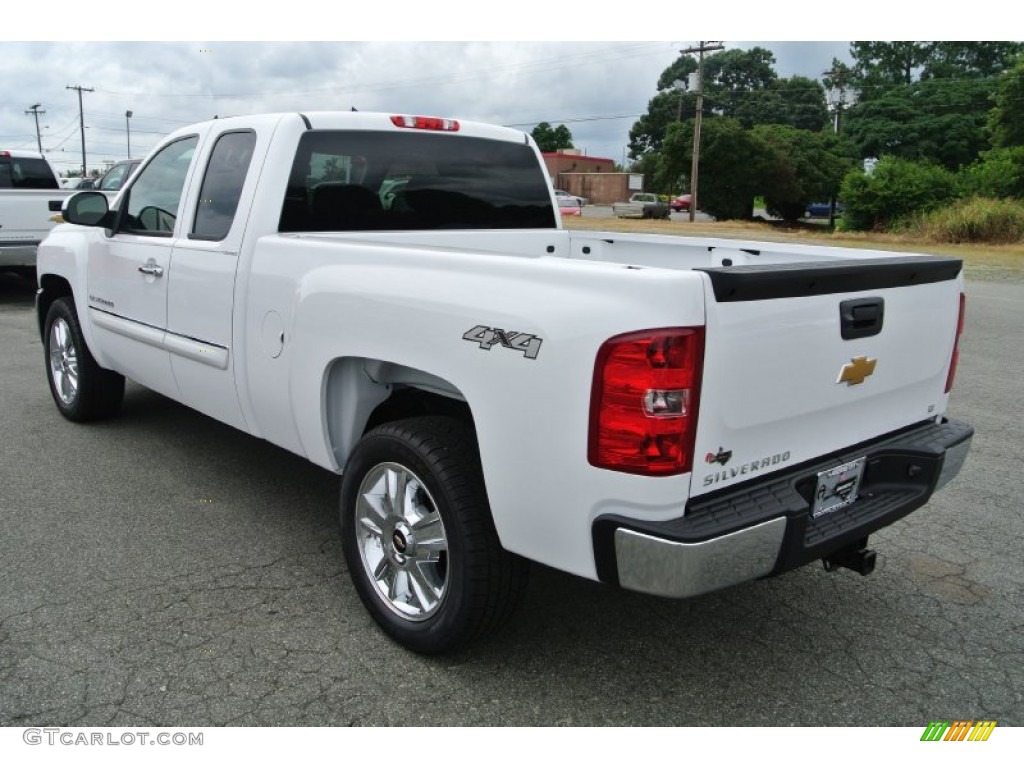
[1,39,862,173]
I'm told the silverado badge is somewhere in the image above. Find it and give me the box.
[837,356,877,386]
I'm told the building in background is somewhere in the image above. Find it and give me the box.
[541,150,638,206]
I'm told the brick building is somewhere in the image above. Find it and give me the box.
[542,150,638,205]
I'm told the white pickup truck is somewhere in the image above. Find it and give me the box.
[0,150,66,275]
[36,111,973,653]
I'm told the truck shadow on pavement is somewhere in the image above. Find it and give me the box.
[0,271,37,308]
[93,384,888,726]
[17,379,994,727]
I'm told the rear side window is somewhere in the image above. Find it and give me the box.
[0,156,58,189]
[279,130,555,232]
[191,131,256,241]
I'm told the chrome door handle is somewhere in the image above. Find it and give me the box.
[138,263,164,277]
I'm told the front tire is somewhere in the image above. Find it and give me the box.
[44,297,125,422]
[340,416,528,654]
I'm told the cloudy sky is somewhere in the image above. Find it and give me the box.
[1,4,993,176]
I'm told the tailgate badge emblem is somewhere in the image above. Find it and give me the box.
[837,356,877,386]
[705,447,732,465]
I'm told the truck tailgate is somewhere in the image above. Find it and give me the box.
[690,256,964,498]
[0,190,67,254]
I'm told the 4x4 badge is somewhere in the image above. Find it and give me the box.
[462,325,543,360]
[837,356,877,386]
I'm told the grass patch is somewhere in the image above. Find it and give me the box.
[563,215,1024,281]
[898,197,1024,244]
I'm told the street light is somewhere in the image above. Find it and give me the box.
[125,110,133,157]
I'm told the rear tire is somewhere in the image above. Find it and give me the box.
[44,297,124,422]
[340,416,528,654]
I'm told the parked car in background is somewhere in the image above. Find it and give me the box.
[555,193,581,216]
[553,188,587,206]
[670,194,692,212]
[96,158,142,192]
[806,201,843,218]
[612,192,670,220]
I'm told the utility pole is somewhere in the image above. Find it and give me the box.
[66,85,94,178]
[680,42,724,222]
[25,104,45,154]
[823,68,848,228]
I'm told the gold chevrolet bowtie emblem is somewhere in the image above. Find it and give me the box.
[837,356,877,386]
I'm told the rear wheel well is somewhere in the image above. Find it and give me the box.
[323,357,474,470]
[364,387,472,435]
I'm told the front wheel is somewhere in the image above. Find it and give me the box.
[340,416,528,654]
[44,297,125,422]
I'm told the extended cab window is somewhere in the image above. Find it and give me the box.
[191,131,256,241]
[279,130,555,232]
[121,136,198,236]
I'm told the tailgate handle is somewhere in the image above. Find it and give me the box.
[840,297,884,339]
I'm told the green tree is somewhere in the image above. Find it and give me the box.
[664,117,770,220]
[849,41,933,92]
[988,57,1024,148]
[842,78,993,170]
[531,122,574,152]
[702,47,778,117]
[629,89,694,156]
[732,76,829,131]
[958,147,1024,199]
[752,124,857,221]
[629,47,781,158]
[839,156,957,230]
[924,42,1024,80]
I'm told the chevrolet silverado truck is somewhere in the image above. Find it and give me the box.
[0,150,66,275]
[612,192,670,219]
[36,111,972,654]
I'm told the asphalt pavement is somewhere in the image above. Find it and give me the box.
[0,269,1021,727]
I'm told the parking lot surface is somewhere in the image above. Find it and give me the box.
[1,271,1021,727]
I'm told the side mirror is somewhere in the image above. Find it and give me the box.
[63,191,113,227]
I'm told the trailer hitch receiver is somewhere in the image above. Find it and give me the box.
[822,538,877,576]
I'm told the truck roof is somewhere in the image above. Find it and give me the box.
[163,111,532,147]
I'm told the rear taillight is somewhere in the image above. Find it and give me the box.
[589,328,704,476]
[945,292,966,393]
[389,115,460,132]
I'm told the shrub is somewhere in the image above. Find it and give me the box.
[838,156,957,231]
[957,147,1024,200]
[901,197,1024,244]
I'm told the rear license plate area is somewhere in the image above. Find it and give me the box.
[812,457,866,518]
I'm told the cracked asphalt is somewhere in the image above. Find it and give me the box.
[1,270,1021,727]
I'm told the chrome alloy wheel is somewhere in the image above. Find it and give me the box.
[48,318,79,406]
[354,462,449,621]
